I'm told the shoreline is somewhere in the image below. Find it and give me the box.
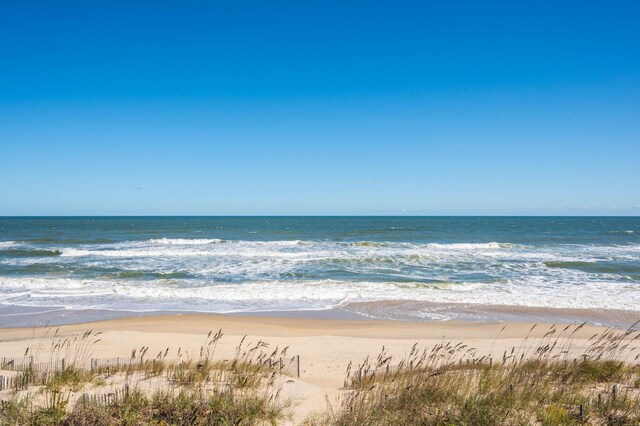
[0,311,635,358]
[1,300,638,329]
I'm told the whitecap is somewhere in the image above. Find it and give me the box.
[0,241,18,249]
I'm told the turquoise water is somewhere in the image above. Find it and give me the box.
[0,217,639,318]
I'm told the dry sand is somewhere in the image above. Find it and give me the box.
[0,314,634,423]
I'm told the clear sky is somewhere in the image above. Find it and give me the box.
[1,1,639,215]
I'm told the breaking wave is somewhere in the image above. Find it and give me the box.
[0,236,639,315]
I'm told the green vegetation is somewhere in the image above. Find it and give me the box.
[314,357,640,425]
[0,329,292,425]
[3,323,640,425]
[312,323,640,425]
[1,388,287,425]
[46,367,94,392]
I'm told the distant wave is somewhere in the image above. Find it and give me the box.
[544,260,640,278]
[349,241,393,247]
[147,238,226,245]
[58,239,515,257]
[100,270,195,280]
[28,238,116,244]
[425,242,514,249]
[348,241,512,249]
[59,247,218,258]
[0,248,62,258]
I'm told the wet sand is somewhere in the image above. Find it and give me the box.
[1,300,638,329]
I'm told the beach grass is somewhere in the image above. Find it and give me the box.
[0,328,293,425]
[2,323,640,425]
[1,387,288,425]
[312,322,640,425]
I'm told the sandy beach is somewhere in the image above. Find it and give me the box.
[1,313,634,423]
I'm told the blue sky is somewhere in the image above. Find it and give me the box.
[1,1,639,215]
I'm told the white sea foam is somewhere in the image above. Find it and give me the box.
[3,237,640,315]
[57,240,514,262]
[15,239,640,284]
[424,242,512,250]
[1,274,639,313]
[0,241,18,249]
[147,238,225,245]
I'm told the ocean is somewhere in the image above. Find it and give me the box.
[1,217,639,325]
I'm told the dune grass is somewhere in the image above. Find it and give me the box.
[1,387,288,425]
[3,323,640,425]
[313,322,640,425]
[0,329,292,425]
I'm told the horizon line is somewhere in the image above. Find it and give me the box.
[1,214,639,218]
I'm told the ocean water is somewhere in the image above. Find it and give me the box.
[0,217,639,321]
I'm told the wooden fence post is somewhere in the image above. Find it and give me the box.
[579,404,584,420]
